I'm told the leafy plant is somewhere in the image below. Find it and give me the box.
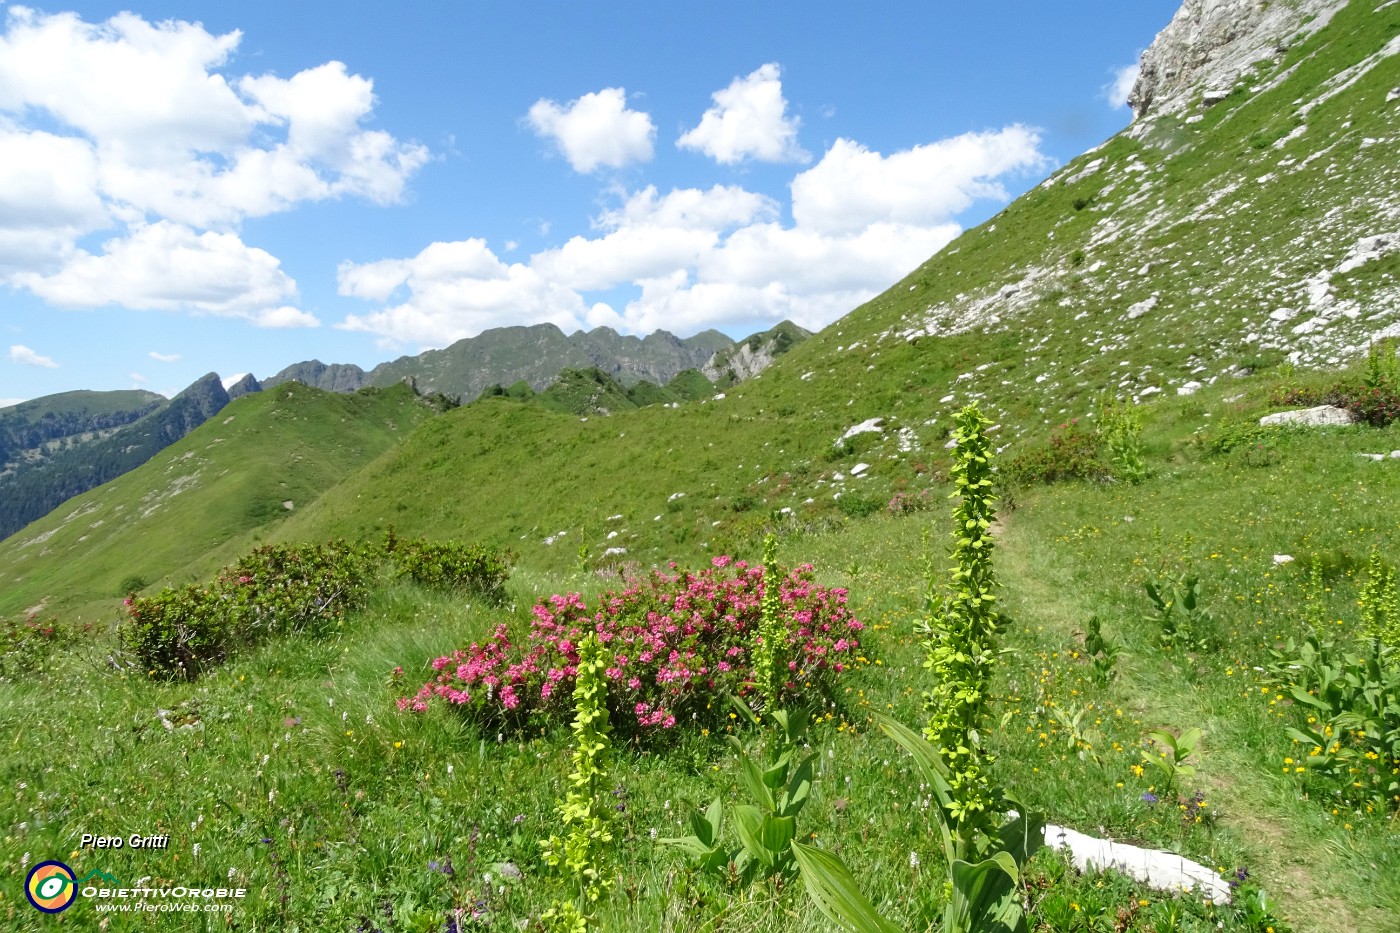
[1143,727,1202,795]
[920,404,1002,823]
[1359,550,1400,648]
[1098,394,1147,484]
[661,700,903,933]
[751,534,786,709]
[1076,614,1121,685]
[661,701,815,886]
[893,404,1044,933]
[541,632,615,931]
[1144,573,1217,651]
[877,714,1044,933]
[1269,633,1400,814]
[1363,337,1400,390]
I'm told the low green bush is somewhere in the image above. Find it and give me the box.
[388,536,512,601]
[1270,378,1400,427]
[218,540,378,641]
[120,585,230,679]
[121,536,512,679]
[0,613,81,680]
[1002,419,1108,485]
[835,492,883,518]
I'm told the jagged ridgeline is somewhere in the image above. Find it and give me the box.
[0,383,437,616]
[263,323,744,402]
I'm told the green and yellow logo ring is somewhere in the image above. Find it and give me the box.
[26,860,77,913]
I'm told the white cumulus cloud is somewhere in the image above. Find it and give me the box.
[0,7,427,320]
[149,351,182,362]
[337,238,587,347]
[15,221,315,326]
[791,128,1049,236]
[526,87,654,173]
[678,63,808,165]
[532,185,777,291]
[1106,62,1141,109]
[341,125,1049,345]
[9,344,59,368]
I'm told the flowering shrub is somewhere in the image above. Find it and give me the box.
[886,489,934,515]
[1270,379,1400,427]
[0,613,84,680]
[400,557,865,735]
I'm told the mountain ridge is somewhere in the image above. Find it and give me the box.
[262,322,745,402]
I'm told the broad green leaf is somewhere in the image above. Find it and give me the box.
[1176,727,1203,758]
[729,694,761,727]
[791,842,904,933]
[758,814,796,856]
[704,797,723,841]
[656,835,714,858]
[995,800,1045,867]
[763,756,790,791]
[739,755,776,811]
[949,852,1025,933]
[732,804,773,867]
[1145,729,1177,754]
[781,754,816,817]
[689,798,722,847]
[698,848,731,874]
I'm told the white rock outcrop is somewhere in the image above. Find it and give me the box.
[1259,405,1354,426]
[1128,0,1347,124]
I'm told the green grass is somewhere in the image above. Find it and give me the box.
[4,391,1400,929]
[0,384,440,620]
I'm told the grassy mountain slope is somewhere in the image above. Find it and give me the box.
[0,374,232,540]
[0,389,164,469]
[0,383,437,618]
[9,2,1396,602]
[260,3,1397,570]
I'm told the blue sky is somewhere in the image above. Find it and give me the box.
[0,0,1180,404]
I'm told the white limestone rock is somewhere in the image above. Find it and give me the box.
[1258,405,1354,426]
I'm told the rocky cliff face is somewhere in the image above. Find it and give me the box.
[263,360,368,393]
[264,325,736,403]
[1129,0,1348,123]
[226,373,263,399]
[702,321,811,386]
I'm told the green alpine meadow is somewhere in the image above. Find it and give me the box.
[3,1,1400,930]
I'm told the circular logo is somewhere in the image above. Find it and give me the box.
[26,860,77,913]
